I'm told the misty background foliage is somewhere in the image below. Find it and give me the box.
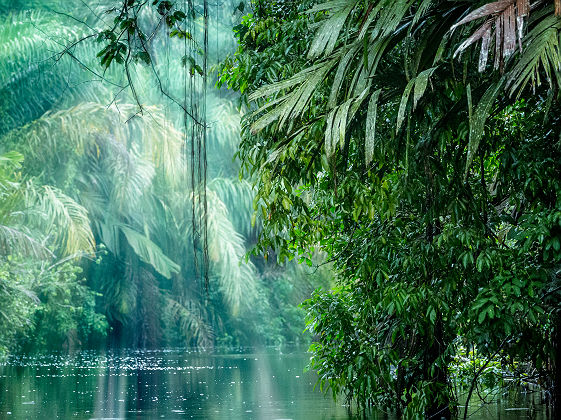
[0,0,331,354]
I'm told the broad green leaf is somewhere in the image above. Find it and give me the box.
[465,77,504,177]
[120,225,180,279]
[365,89,381,165]
[478,309,486,324]
[413,67,437,109]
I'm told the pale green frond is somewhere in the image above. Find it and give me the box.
[102,140,156,217]
[0,154,25,224]
[0,151,23,167]
[0,11,101,134]
[412,0,434,26]
[250,99,292,134]
[3,102,183,186]
[32,185,96,256]
[396,67,437,132]
[208,177,256,237]
[0,225,52,259]
[205,190,258,315]
[207,99,242,154]
[249,55,343,102]
[368,0,416,41]
[124,106,185,186]
[307,0,350,14]
[252,59,338,134]
[284,61,335,127]
[348,85,371,120]
[325,86,370,159]
[328,44,360,109]
[2,103,125,163]
[247,0,417,139]
[396,78,416,133]
[165,297,214,347]
[307,3,355,59]
[413,67,437,109]
[506,13,561,96]
[334,97,353,151]
[248,61,333,101]
[324,108,337,159]
[248,56,343,134]
[465,77,505,176]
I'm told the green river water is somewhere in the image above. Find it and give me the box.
[0,347,550,419]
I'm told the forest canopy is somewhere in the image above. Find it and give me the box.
[215,0,561,417]
[0,0,331,356]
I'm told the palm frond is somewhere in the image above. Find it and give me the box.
[452,0,524,71]
[325,86,370,159]
[249,58,339,133]
[0,11,99,134]
[506,12,561,95]
[205,190,259,315]
[465,78,505,177]
[101,139,156,217]
[3,102,185,188]
[29,185,96,256]
[307,1,356,59]
[0,225,52,259]
[208,177,257,238]
[365,89,381,165]
[165,297,214,347]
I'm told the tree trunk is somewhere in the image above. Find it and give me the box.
[426,315,452,420]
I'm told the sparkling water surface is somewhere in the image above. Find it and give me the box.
[0,347,550,419]
[0,347,360,419]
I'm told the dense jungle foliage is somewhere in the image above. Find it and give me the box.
[0,0,332,356]
[215,0,561,417]
[2,0,561,418]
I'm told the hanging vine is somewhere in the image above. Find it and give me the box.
[93,0,210,289]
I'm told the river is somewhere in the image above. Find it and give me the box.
[0,347,550,419]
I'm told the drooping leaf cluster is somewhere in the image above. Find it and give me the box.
[219,0,561,416]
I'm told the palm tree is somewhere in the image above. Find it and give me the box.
[249,0,561,170]
[0,2,323,350]
[0,151,94,259]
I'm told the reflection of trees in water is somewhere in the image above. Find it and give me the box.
[0,349,548,418]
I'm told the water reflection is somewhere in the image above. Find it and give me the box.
[0,348,360,419]
[0,348,551,419]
